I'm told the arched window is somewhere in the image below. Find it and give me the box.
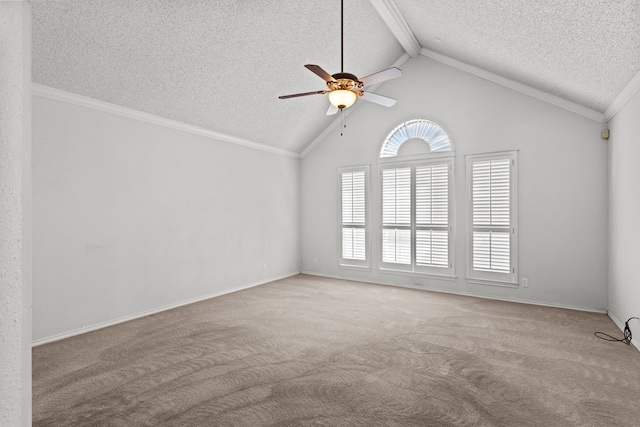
[378,119,455,278]
[380,119,452,158]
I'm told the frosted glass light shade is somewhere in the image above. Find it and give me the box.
[328,90,357,109]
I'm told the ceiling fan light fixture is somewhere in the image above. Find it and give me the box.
[278,0,401,113]
[328,89,357,110]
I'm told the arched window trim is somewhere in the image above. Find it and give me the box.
[379,119,454,159]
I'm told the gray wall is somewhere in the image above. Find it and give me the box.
[301,55,608,312]
[608,86,640,342]
[0,2,31,425]
[32,94,300,342]
[30,53,618,345]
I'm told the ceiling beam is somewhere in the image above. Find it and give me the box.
[369,0,421,57]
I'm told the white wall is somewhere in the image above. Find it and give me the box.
[301,55,608,312]
[608,86,640,340]
[32,94,300,342]
[0,2,31,425]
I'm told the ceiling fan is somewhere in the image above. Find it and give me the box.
[278,0,402,115]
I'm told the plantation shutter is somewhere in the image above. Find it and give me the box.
[341,170,366,261]
[415,164,449,267]
[471,158,511,272]
[382,167,411,264]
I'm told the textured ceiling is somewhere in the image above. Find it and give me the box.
[395,0,640,113]
[32,1,640,154]
[32,0,404,154]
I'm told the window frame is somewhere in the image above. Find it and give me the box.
[338,165,371,269]
[378,154,456,279]
[466,151,519,287]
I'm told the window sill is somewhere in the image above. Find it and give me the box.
[465,277,518,288]
[339,264,371,271]
[379,268,457,282]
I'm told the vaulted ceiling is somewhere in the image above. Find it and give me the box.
[32,0,640,155]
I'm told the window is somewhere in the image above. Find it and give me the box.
[380,159,454,277]
[381,167,411,264]
[380,119,453,158]
[467,151,518,286]
[339,166,369,268]
[378,119,455,278]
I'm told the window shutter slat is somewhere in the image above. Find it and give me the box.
[342,227,354,259]
[341,173,353,223]
[416,229,448,266]
[383,167,411,225]
[471,157,512,273]
[341,170,366,262]
[382,167,412,264]
[414,162,450,269]
[382,228,411,264]
[416,164,448,226]
[342,227,366,261]
[383,162,450,270]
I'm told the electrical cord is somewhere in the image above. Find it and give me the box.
[594,317,639,345]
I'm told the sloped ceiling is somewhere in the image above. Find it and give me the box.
[396,0,640,113]
[32,0,640,155]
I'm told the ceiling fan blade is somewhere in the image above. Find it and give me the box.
[326,104,339,115]
[305,64,336,82]
[279,90,328,99]
[359,67,403,87]
[360,91,397,107]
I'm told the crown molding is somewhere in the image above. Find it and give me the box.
[369,0,421,58]
[370,0,606,123]
[604,70,640,122]
[300,53,411,159]
[31,83,301,159]
[301,47,607,158]
[420,48,605,123]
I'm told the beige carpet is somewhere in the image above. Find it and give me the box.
[33,274,640,426]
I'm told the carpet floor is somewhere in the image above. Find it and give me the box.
[33,274,640,426]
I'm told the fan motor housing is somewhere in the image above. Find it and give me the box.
[328,72,363,91]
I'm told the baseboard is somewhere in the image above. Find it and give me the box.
[32,271,300,347]
[608,312,640,353]
[300,270,607,314]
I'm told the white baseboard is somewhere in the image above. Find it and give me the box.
[32,271,300,347]
[608,312,640,353]
[300,270,607,314]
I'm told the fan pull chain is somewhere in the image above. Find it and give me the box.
[340,109,347,136]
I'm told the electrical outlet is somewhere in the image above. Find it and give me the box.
[262,263,267,272]
[313,257,318,264]
[521,278,529,288]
